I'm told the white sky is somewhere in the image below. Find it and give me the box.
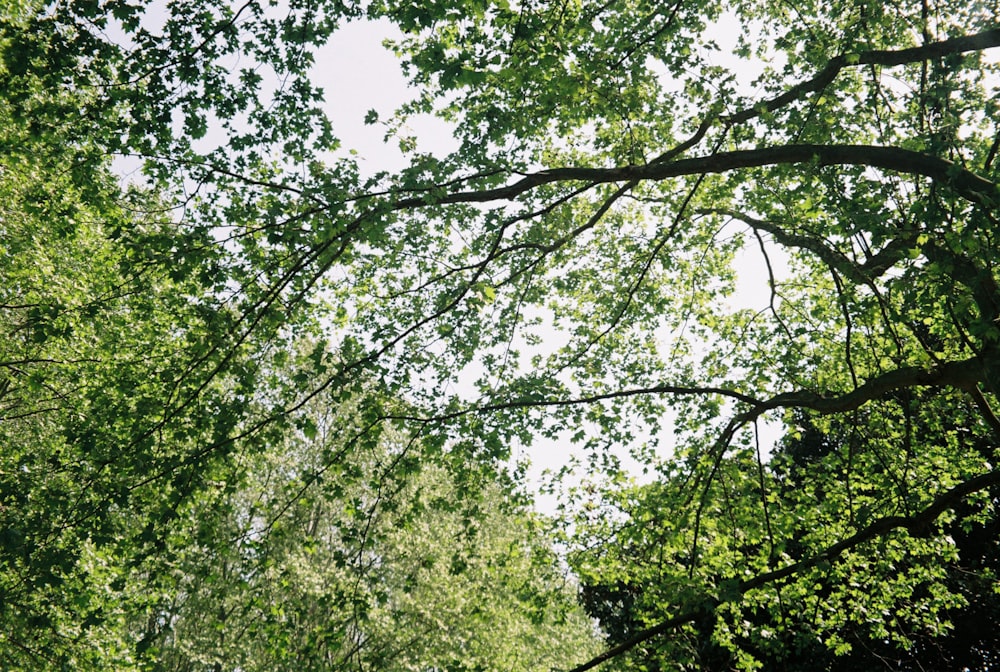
[314,19,458,174]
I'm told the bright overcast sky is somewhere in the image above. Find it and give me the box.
[314,19,458,174]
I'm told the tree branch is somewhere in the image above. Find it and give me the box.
[386,383,763,426]
[725,27,1000,126]
[703,208,915,285]
[759,356,985,414]
[394,145,999,210]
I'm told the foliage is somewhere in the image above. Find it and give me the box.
[0,67,257,665]
[574,396,1000,670]
[131,388,596,672]
[3,0,1000,670]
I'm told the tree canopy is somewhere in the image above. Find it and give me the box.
[2,0,1000,669]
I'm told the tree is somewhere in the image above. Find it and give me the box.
[125,374,597,672]
[3,0,1000,670]
[0,2,341,664]
[574,395,1000,670]
[364,5,1000,667]
[0,44,247,664]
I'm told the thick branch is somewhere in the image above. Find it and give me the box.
[390,30,1000,212]
[760,357,984,414]
[567,467,1000,672]
[387,357,984,429]
[395,145,999,210]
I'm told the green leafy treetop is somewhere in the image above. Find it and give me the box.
[3,0,1000,670]
[132,384,598,672]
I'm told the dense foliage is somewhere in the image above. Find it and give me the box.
[575,398,1000,670]
[2,0,1000,669]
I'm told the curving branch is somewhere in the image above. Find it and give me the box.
[757,356,985,414]
[702,207,915,286]
[379,356,987,431]
[394,145,999,210]
[388,28,1000,215]
[725,27,1000,126]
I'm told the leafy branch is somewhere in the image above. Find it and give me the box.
[567,466,1000,672]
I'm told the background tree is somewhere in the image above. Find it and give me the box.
[128,370,596,672]
[2,1,366,665]
[3,0,1000,670]
[0,43,264,661]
